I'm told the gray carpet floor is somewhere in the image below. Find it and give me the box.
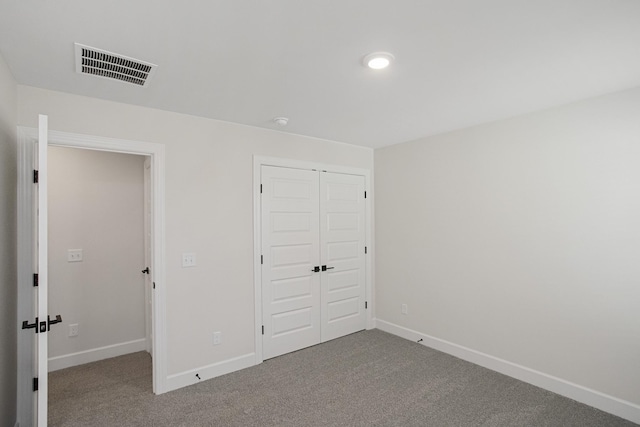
[49,329,637,426]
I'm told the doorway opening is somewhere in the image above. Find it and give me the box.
[46,146,151,421]
[16,126,167,426]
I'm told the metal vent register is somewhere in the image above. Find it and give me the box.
[75,43,157,87]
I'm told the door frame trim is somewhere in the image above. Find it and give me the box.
[17,127,168,425]
[253,156,374,364]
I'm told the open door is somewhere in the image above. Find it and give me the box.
[143,157,153,356]
[35,114,50,426]
[21,115,60,426]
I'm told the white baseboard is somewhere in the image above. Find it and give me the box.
[165,353,256,393]
[375,319,640,425]
[48,338,148,372]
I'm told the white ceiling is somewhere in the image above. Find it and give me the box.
[1,0,639,148]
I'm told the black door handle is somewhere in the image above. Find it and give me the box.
[47,314,62,331]
[141,267,150,274]
[22,315,62,333]
[22,317,38,331]
[321,266,335,271]
[311,266,320,273]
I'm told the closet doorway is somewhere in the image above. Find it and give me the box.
[254,158,373,361]
[47,147,150,370]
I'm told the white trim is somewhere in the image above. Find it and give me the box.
[149,137,168,394]
[252,158,263,365]
[165,353,256,393]
[36,129,163,156]
[17,126,168,426]
[253,156,374,364]
[365,172,374,328]
[48,338,148,372]
[254,155,371,177]
[375,319,640,424]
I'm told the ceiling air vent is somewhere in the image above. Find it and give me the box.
[74,43,157,87]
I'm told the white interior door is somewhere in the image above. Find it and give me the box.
[143,157,153,356]
[320,172,367,342]
[36,114,49,426]
[261,166,321,359]
[261,166,368,359]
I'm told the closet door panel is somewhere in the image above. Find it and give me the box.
[320,172,367,342]
[261,166,321,359]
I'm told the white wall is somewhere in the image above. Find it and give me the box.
[375,87,640,409]
[0,52,17,426]
[48,146,146,369]
[17,85,373,379]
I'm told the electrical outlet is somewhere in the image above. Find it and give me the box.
[182,253,196,267]
[401,304,408,315]
[69,323,79,337]
[213,331,222,345]
[68,249,83,262]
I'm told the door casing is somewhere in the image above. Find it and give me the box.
[16,127,168,426]
[253,156,374,364]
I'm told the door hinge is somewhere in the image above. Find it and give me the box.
[261,255,263,265]
[262,325,264,335]
[364,246,367,254]
[364,191,367,199]
[153,282,156,289]
[260,184,263,194]
[33,170,39,184]
[33,377,38,392]
[33,273,38,287]
[365,301,368,309]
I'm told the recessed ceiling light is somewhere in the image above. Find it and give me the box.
[363,52,394,70]
[273,117,289,126]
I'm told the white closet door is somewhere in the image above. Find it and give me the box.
[320,172,367,342]
[261,166,321,359]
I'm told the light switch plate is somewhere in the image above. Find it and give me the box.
[182,253,196,267]
[68,249,83,262]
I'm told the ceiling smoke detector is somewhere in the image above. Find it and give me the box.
[273,117,289,126]
[75,43,157,87]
